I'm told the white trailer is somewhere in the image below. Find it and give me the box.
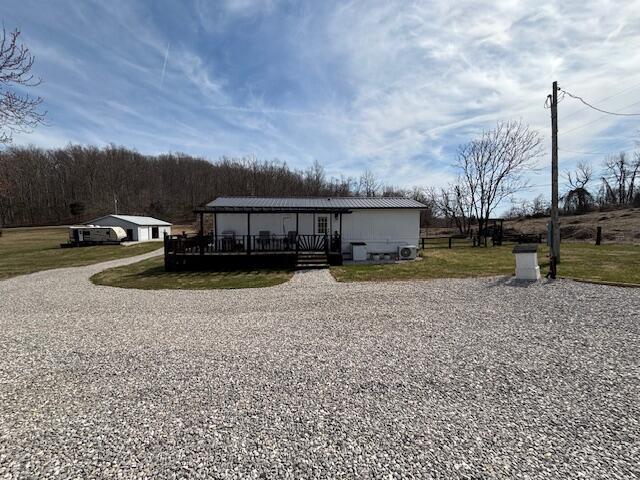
[67,225,127,246]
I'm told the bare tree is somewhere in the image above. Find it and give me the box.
[428,182,473,235]
[0,28,45,144]
[601,152,640,206]
[506,194,549,219]
[563,161,593,213]
[530,194,549,216]
[456,120,542,237]
[357,170,382,197]
[304,159,326,195]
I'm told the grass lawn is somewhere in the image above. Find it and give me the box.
[91,256,294,290]
[331,243,640,285]
[0,226,162,280]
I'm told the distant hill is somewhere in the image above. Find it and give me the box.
[423,207,639,244]
[505,208,640,244]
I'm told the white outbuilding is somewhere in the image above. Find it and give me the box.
[89,214,172,242]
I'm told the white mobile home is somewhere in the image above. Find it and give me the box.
[89,214,172,242]
[209,197,423,257]
[164,197,426,269]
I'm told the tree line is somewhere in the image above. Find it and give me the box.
[0,145,430,227]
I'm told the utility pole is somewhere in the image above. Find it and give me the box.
[550,81,560,265]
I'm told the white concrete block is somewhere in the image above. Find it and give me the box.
[513,248,541,281]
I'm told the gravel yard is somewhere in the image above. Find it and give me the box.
[0,252,638,479]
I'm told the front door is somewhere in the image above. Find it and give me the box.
[316,215,328,235]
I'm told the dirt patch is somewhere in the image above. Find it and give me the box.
[503,208,639,243]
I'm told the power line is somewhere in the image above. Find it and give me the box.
[559,87,640,116]
[559,146,636,155]
[560,98,640,136]
[558,80,640,122]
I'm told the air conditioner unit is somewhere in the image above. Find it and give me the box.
[398,245,418,260]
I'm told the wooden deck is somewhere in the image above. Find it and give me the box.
[164,233,343,270]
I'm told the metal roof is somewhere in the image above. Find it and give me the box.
[89,214,172,226]
[202,196,426,211]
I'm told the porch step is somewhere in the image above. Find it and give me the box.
[296,263,330,270]
[296,253,329,270]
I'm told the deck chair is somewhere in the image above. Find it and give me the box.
[257,230,271,250]
[287,231,297,250]
[221,230,236,251]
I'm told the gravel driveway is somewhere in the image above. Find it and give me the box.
[0,252,638,479]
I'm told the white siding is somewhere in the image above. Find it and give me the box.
[297,213,314,235]
[138,227,149,242]
[341,209,419,254]
[216,213,250,235]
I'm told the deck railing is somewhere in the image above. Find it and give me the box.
[164,233,341,256]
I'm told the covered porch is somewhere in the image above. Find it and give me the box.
[164,205,351,270]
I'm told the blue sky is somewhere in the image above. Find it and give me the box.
[2,0,640,204]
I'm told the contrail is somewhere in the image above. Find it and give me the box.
[160,42,170,87]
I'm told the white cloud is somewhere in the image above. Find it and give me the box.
[319,0,640,191]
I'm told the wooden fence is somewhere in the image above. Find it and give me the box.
[420,233,544,249]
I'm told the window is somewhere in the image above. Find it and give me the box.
[317,216,328,234]
[152,226,159,239]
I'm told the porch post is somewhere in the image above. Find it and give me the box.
[198,212,204,255]
[247,212,251,254]
[295,212,299,254]
[313,212,316,235]
[198,211,204,256]
[213,212,218,251]
[339,213,343,255]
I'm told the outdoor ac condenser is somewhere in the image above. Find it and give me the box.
[398,245,418,260]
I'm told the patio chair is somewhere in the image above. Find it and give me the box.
[257,230,271,250]
[286,230,297,250]
[221,230,236,251]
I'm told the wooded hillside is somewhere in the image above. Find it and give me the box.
[0,145,410,227]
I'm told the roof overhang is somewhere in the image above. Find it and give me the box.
[194,206,353,214]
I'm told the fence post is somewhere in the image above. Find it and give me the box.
[448,237,452,249]
[163,232,169,270]
[596,226,602,246]
[246,235,251,255]
[421,238,425,249]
